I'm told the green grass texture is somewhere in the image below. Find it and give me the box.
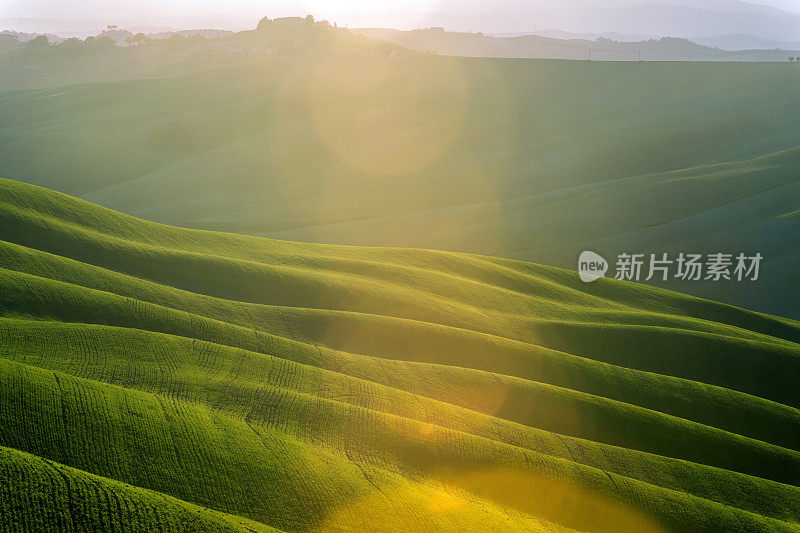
[0,177,798,532]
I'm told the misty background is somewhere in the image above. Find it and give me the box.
[3,0,800,46]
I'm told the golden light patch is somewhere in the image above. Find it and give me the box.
[312,479,566,533]
[419,422,437,437]
[440,468,669,533]
[426,488,466,514]
[312,466,666,532]
[307,56,470,178]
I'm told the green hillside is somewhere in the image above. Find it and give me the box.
[0,177,798,532]
[0,54,798,317]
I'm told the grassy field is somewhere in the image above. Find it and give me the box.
[0,177,798,531]
[0,52,798,317]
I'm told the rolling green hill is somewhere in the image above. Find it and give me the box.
[0,54,798,318]
[0,177,798,532]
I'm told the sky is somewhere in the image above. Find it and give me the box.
[4,0,800,20]
[2,0,800,34]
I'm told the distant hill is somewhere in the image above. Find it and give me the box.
[357,27,799,61]
[540,2,800,42]
[491,30,659,42]
[693,33,800,51]
[1,177,799,531]
[486,29,800,53]
[364,0,800,42]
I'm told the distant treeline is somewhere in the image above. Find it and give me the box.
[1,33,119,59]
[0,16,347,60]
[0,29,218,59]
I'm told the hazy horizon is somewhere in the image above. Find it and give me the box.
[3,0,800,37]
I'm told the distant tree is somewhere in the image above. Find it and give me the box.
[24,35,51,53]
[305,14,315,25]
[791,56,796,62]
[95,35,116,48]
[166,33,187,47]
[126,33,150,46]
[257,17,271,30]
[0,34,19,58]
[58,37,84,52]
[107,25,118,31]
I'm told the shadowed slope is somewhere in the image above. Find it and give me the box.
[1,57,799,316]
[0,446,280,533]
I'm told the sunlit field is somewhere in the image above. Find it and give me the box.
[2,177,799,532]
[0,8,799,533]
